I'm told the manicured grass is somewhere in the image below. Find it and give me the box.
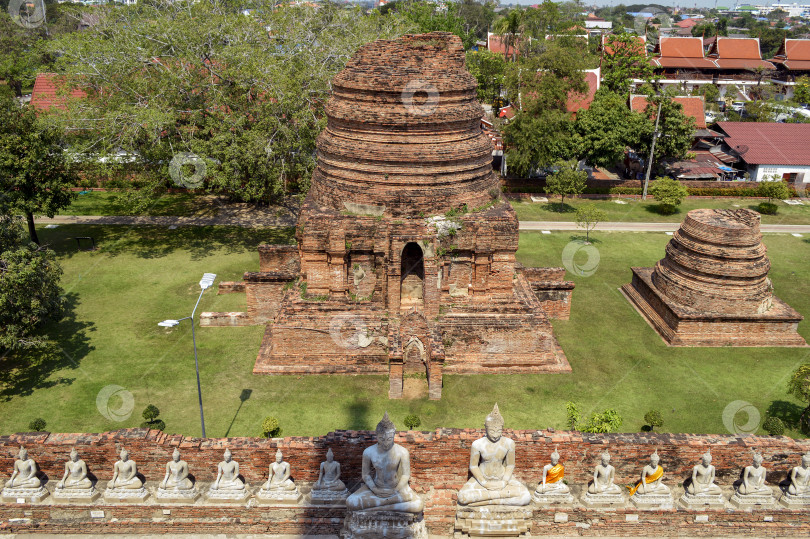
[0,225,808,438]
[59,191,214,217]
[512,197,810,225]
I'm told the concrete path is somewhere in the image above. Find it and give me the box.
[37,215,810,234]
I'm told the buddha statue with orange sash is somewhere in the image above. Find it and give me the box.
[628,450,670,496]
[535,447,569,496]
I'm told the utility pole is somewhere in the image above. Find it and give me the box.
[642,100,663,201]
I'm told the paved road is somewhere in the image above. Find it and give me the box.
[37,215,810,234]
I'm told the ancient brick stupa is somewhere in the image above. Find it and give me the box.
[622,208,805,346]
[204,33,575,398]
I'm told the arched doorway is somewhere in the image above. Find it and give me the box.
[400,242,424,307]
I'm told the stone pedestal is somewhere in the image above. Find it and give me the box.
[679,491,726,509]
[52,487,100,504]
[630,491,675,510]
[311,487,350,505]
[1,486,49,503]
[531,490,574,506]
[729,491,776,509]
[156,487,200,503]
[255,486,302,505]
[341,509,428,539]
[454,505,533,538]
[582,491,625,507]
[103,487,149,503]
[779,490,810,508]
[205,485,251,504]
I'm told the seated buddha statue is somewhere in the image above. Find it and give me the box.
[535,447,569,495]
[211,449,245,491]
[109,448,143,490]
[264,448,297,491]
[313,448,346,492]
[7,447,41,489]
[587,451,622,495]
[628,450,670,496]
[685,450,722,496]
[788,452,810,496]
[737,452,772,496]
[159,448,194,491]
[57,448,93,490]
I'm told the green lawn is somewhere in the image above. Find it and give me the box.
[59,191,215,217]
[1,225,808,438]
[512,197,810,225]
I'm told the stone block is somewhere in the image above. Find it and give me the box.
[341,509,428,539]
[103,487,149,503]
[454,505,532,537]
[1,486,49,503]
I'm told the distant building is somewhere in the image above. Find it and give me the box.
[713,122,810,182]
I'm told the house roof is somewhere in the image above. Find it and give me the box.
[630,94,706,129]
[715,122,810,166]
[652,37,717,69]
[675,18,699,28]
[601,33,646,56]
[30,73,86,112]
[707,37,774,69]
[566,68,600,114]
[770,38,810,70]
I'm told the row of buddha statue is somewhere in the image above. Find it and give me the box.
[3,406,810,537]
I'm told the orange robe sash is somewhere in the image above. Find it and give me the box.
[545,464,564,484]
[628,465,663,496]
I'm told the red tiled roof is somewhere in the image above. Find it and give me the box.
[498,105,515,119]
[630,94,706,129]
[708,37,774,70]
[715,122,810,166]
[487,33,521,58]
[601,34,646,56]
[652,37,717,69]
[675,18,698,28]
[566,69,600,114]
[30,73,86,112]
[770,39,810,70]
[651,56,717,68]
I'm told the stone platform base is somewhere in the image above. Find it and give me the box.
[582,491,625,507]
[103,487,149,503]
[155,487,200,503]
[1,486,49,503]
[531,490,574,506]
[205,485,251,504]
[341,509,428,539]
[630,491,675,510]
[679,492,726,509]
[52,487,100,503]
[779,491,810,508]
[255,487,302,505]
[729,492,777,509]
[311,488,349,505]
[454,505,532,537]
[622,268,807,347]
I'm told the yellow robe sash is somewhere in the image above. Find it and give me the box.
[545,464,564,484]
[628,465,663,496]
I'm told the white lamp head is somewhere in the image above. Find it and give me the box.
[158,320,180,327]
[199,273,217,290]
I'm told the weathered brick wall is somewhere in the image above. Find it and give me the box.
[2,429,810,535]
[215,281,246,294]
[258,244,300,274]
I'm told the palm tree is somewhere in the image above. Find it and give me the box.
[494,8,524,63]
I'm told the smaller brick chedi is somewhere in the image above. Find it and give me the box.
[622,208,805,347]
[205,33,575,399]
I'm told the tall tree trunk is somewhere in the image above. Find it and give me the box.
[26,211,39,245]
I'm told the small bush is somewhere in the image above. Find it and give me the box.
[142,404,160,422]
[763,416,785,436]
[581,409,623,433]
[140,419,166,431]
[404,414,421,430]
[565,401,581,430]
[649,177,689,214]
[757,201,778,215]
[644,410,664,431]
[28,418,47,431]
[262,416,282,438]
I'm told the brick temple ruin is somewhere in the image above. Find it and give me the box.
[622,208,806,347]
[203,33,575,398]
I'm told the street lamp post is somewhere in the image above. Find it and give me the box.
[159,273,216,438]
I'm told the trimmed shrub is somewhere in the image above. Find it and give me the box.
[140,419,166,431]
[649,177,689,214]
[404,414,421,430]
[262,416,282,438]
[142,404,160,422]
[28,418,46,431]
[644,410,664,431]
[758,201,778,215]
[763,416,785,436]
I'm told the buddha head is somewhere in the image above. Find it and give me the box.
[752,452,764,467]
[701,450,712,466]
[18,446,28,461]
[224,448,232,463]
[172,448,181,462]
[376,412,396,452]
[326,448,334,463]
[803,452,810,468]
[70,448,80,462]
[484,403,504,443]
[650,449,660,467]
[550,446,560,466]
[275,448,283,463]
[600,450,611,466]
[120,448,129,462]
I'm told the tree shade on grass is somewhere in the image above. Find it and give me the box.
[0,226,808,438]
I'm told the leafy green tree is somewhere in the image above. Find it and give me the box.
[649,177,689,214]
[140,404,165,430]
[0,93,77,244]
[644,410,663,432]
[28,418,47,431]
[262,416,282,438]
[794,76,810,105]
[581,409,623,433]
[403,414,421,430]
[757,177,792,214]
[493,7,524,61]
[465,49,506,104]
[601,31,656,95]
[397,0,476,49]
[787,364,810,433]
[635,97,696,172]
[575,90,647,168]
[49,1,413,206]
[0,214,65,352]
[763,416,785,436]
[575,202,607,243]
[544,159,586,210]
[457,0,496,41]
[565,401,580,430]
